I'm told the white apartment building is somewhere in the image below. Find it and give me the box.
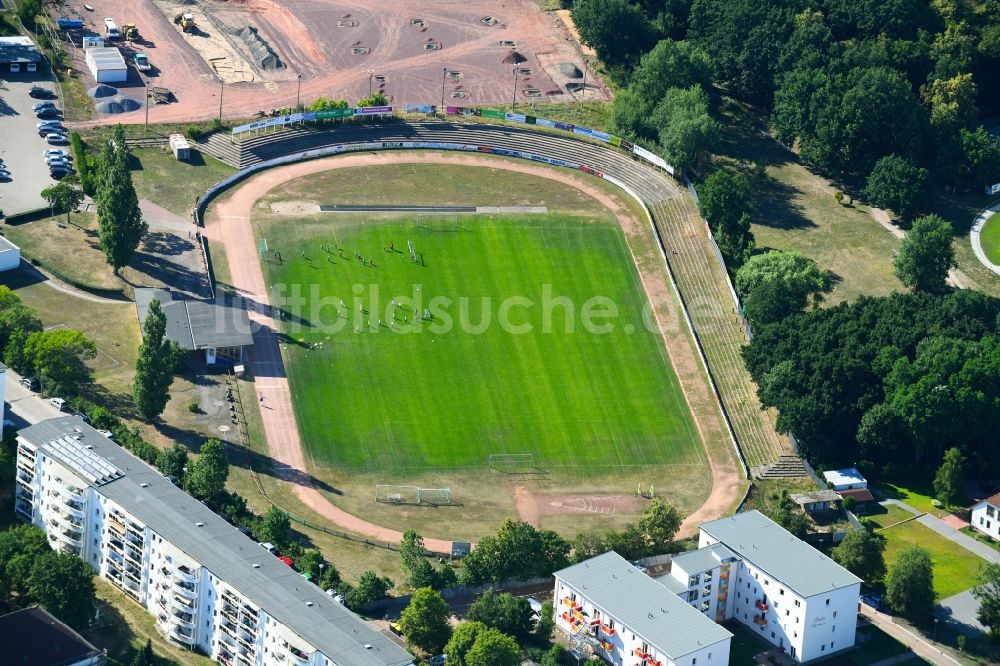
[553,551,733,666]
[556,511,861,665]
[14,416,413,666]
[691,511,862,662]
[970,492,1000,540]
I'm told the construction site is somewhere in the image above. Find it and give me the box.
[48,0,608,124]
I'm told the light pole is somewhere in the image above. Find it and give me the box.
[368,68,374,97]
[511,66,519,112]
[580,57,589,104]
[933,618,939,642]
[218,80,224,122]
[440,67,447,118]
[295,74,301,110]
[144,80,149,130]
[318,562,325,586]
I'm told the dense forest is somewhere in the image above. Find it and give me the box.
[570,0,1000,481]
[572,0,1000,189]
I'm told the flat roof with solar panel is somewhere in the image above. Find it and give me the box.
[45,432,124,486]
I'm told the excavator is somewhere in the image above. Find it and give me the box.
[122,23,139,42]
[173,12,196,33]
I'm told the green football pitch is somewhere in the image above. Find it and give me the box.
[259,214,704,473]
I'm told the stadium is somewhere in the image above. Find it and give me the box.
[197,114,769,548]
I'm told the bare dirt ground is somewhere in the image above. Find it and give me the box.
[63,0,607,126]
[204,151,743,547]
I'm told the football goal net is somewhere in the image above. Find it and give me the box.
[488,453,538,474]
[374,485,460,506]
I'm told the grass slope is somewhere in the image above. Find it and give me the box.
[262,214,701,473]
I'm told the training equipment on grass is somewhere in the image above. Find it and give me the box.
[488,453,539,474]
[374,485,462,506]
[258,237,268,257]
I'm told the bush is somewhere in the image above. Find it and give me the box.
[185,125,205,141]
[187,400,200,413]
[70,133,96,196]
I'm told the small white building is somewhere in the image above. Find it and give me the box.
[971,492,1000,540]
[85,46,127,83]
[169,134,191,161]
[554,551,732,666]
[822,468,868,491]
[0,236,21,272]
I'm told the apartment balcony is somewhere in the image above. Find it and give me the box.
[599,623,616,637]
[170,611,195,630]
[218,649,234,665]
[562,597,578,609]
[58,509,83,529]
[173,583,197,601]
[173,567,197,585]
[58,527,83,546]
[238,629,255,645]
[125,532,144,546]
[170,595,194,614]
[107,519,125,536]
[755,600,769,612]
[124,546,143,566]
[62,500,85,519]
[219,629,237,646]
[17,445,35,459]
[14,500,33,521]
[58,484,84,500]
[281,641,310,665]
[108,538,124,552]
[16,468,33,484]
[169,627,195,645]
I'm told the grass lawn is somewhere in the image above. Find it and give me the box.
[713,97,903,305]
[925,191,1000,298]
[84,578,214,666]
[865,504,918,530]
[961,526,1000,553]
[976,210,1000,265]
[128,147,236,219]
[877,517,988,599]
[259,213,702,473]
[876,481,966,518]
[850,623,928,665]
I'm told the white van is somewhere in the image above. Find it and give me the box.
[104,17,120,40]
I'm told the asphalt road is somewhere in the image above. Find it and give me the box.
[4,367,67,428]
[0,73,65,216]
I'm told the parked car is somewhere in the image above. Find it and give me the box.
[427,655,446,666]
[45,155,71,165]
[0,172,11,182]
[28,86,56,99]
[35,109,61,119]
[46,134,70,146]
[20,377,39,391]
[43,149,70,159]
[32,101,56,112]
[37,120,64,129]
[48,397,69,411]
[49,166,73,179]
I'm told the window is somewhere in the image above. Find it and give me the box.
[794,600,801,607]
[831,642,835,649]
[689,575,700,587]
[771,631,775,639]
[765,579,769,586]
[826,598,830,606]
[833,611,838,618]
[989,520,993,529]
[989,506,996,518]
[833,625,836,633]
[692,659,696,665]
[737,592,741,599]
[786,610,790,616]
[821,645,826,652]
[779,588,785,595]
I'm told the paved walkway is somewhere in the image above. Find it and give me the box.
[970,201,1000,277]
[860,606,963,665]
[869,207,971,288]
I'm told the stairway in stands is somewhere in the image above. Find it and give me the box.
[754,454,809,480]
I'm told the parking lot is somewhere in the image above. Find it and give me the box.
[0,73,68,216]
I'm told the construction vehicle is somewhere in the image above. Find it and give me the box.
[123,23,139,42]
[173,12,196,33]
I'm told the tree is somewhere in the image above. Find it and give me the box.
[922,73,978,139]
[535,600,555,645]
[16,0,41,28]
[973,563,1000,639]
[831,530,887,584]
[735,250,832,323]
[184,438,229,503]
[863,155,929,220]
[0,524,50,599]
[959,126,1000,189]
[399,530,425,576]
[156,444,189,482]
[895,214,956,292]
[652,85,718,175]
[256,506,292,548]
[933,447,965,507]
[399,587,452,655]
[27,551,96,631]
[133,299,183,421]
[465,627,521,666]
[460,520,569,585]
[95,125,147,275]
[885,546,935,624]
[308,97,349,112]
[444,621,486,666]
[130,640,154,666]
[637,497,682,553]
[0,286,42,357]
[40,182,85,225]
[698,169,755,270]
[346,570,393,611]
[22,329,97,396]
[466,590,534,642]
[571,0,659,71]
[630,39,713,101]
[541,645,567,666]
[356,92,388,108]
